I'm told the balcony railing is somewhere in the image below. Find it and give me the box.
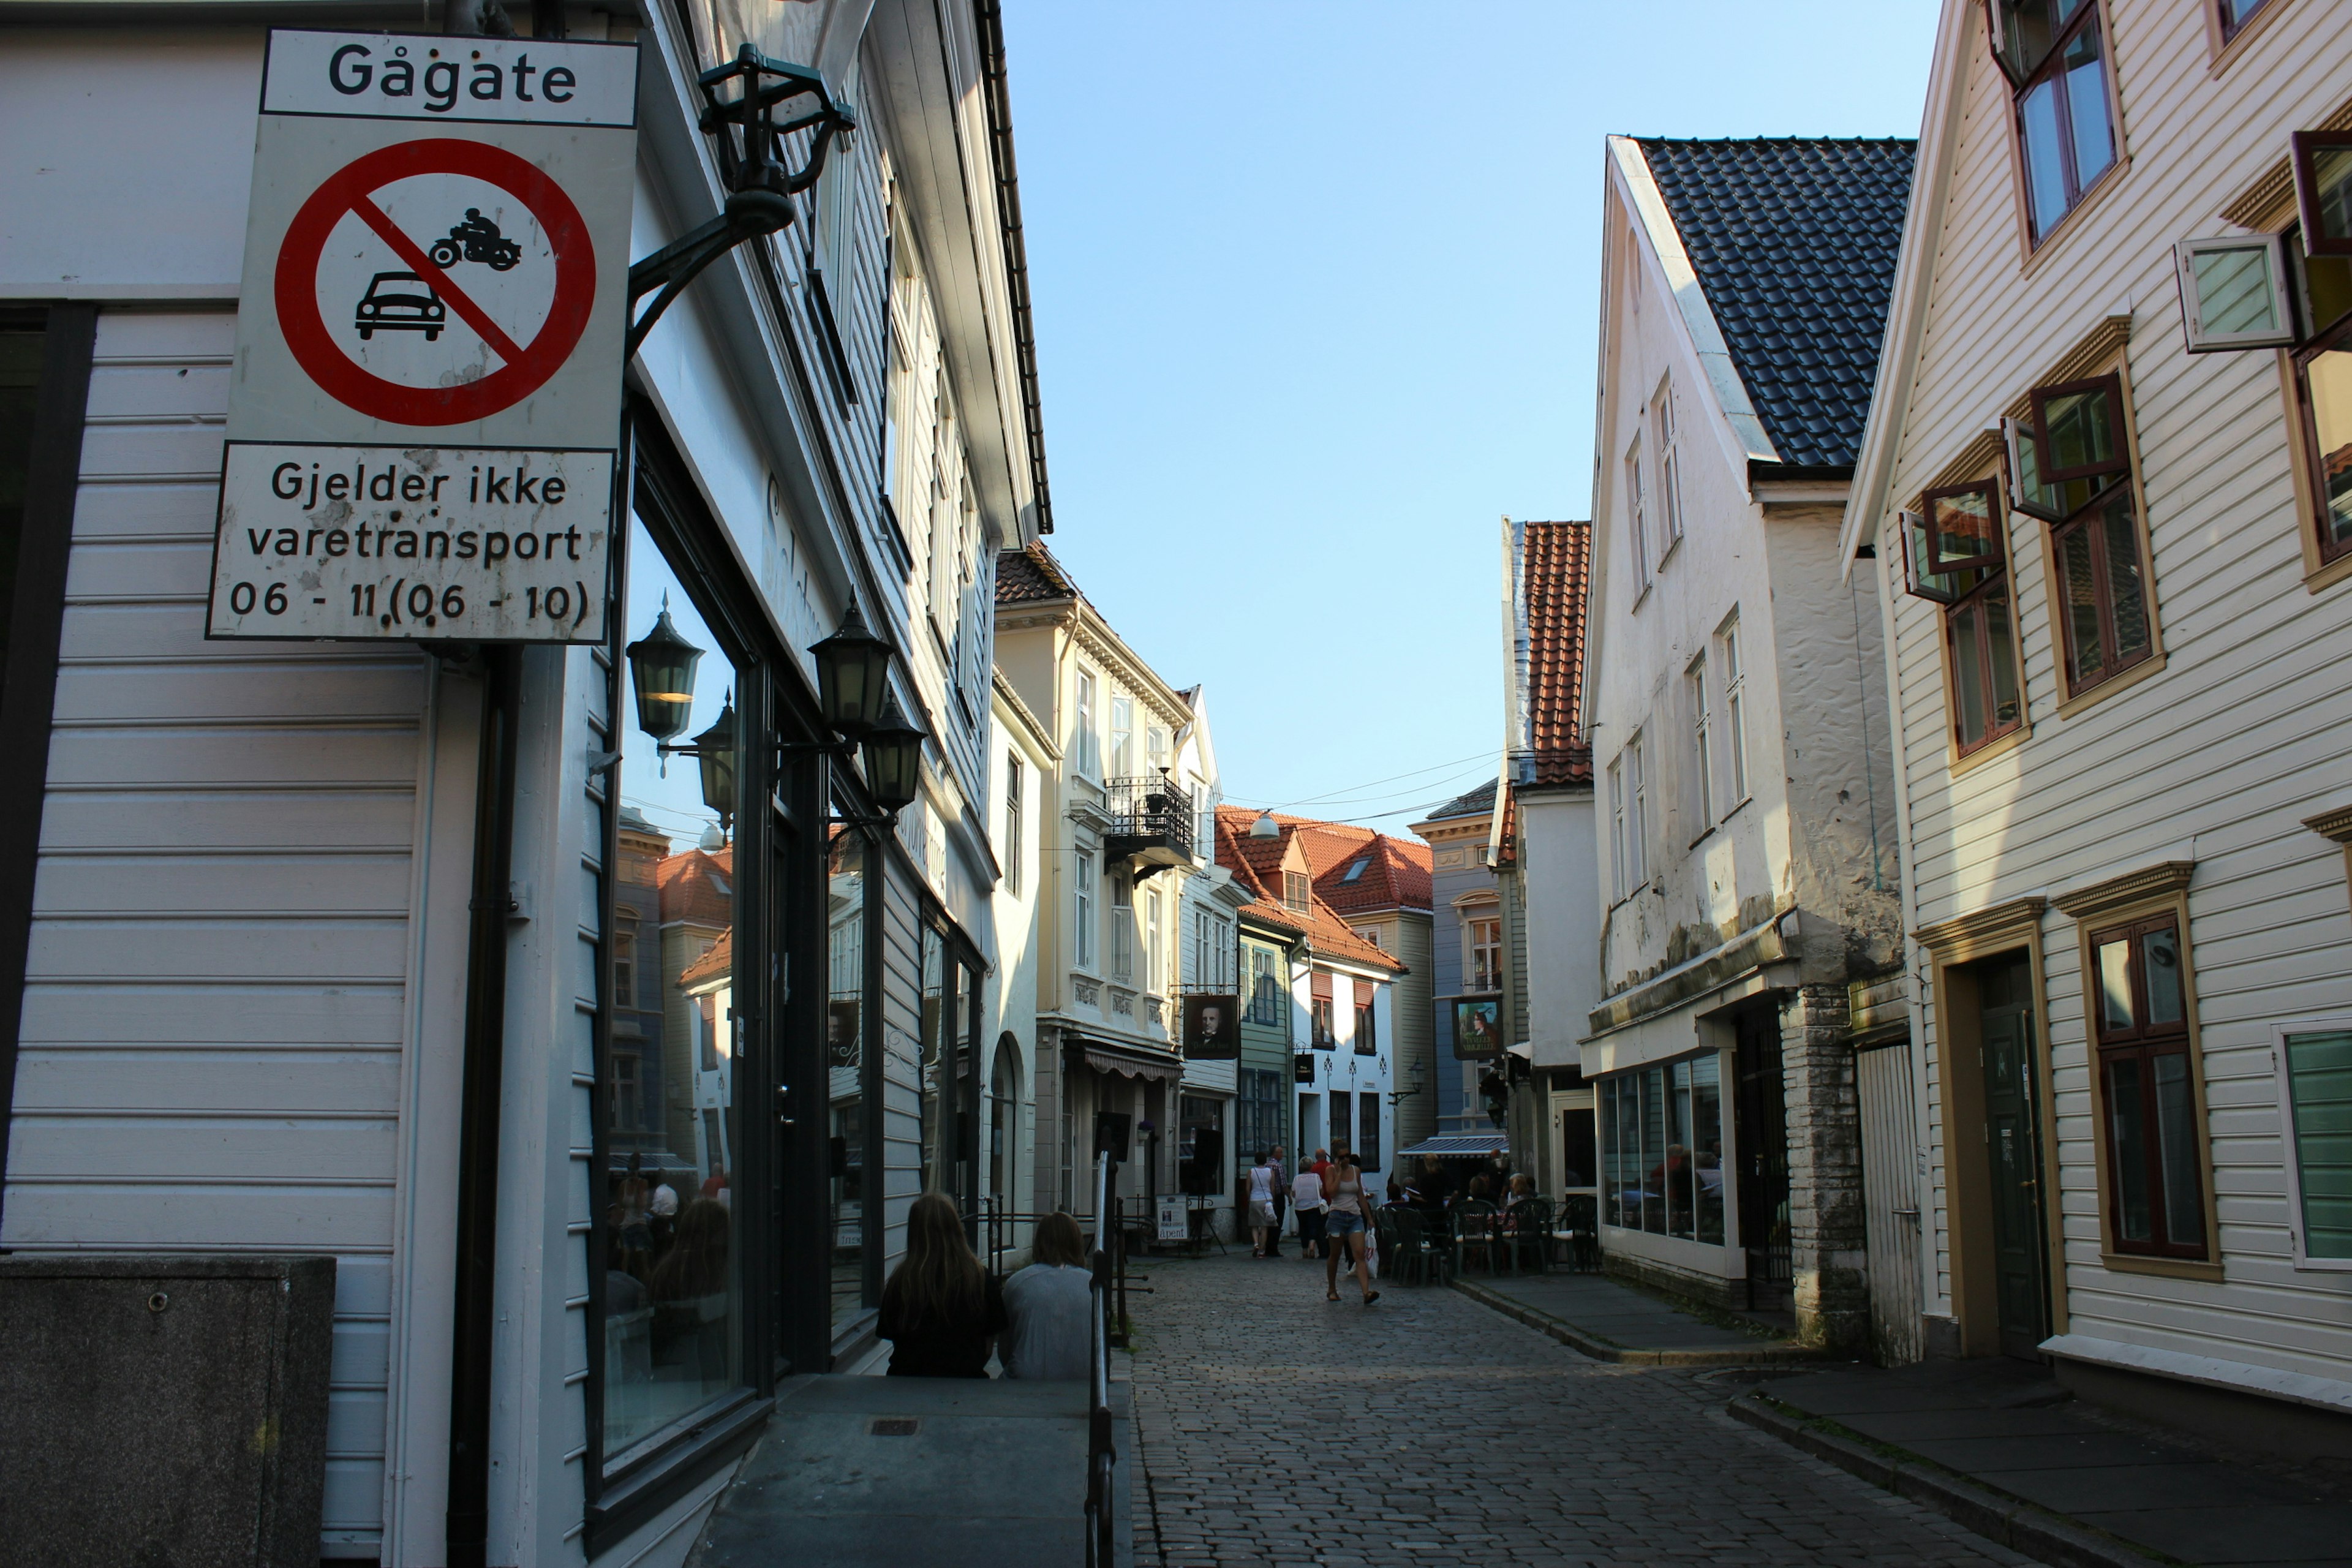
[1104,772,1194,878]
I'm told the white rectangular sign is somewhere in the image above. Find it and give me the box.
[215,29,638,643]
[261,31,638,127]
[208,442,610,643]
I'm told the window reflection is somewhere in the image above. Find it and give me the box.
[828,827,868,1334]
[605,516,741,1463]
[1599,1053,1725,1243]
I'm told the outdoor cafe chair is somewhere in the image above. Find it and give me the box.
[1451,1199,1501,1275]
[1559,1193,1601,1272]
[1390,1205,1444,1287]
[1501,1197,1552,1275]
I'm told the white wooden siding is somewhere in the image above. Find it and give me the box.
[1882,1,2352,1379]
[0,308,421,1556]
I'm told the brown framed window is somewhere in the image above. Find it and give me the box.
[2294,311,2352,567]
[1902,497,2022,754]
[2215,0,2272,44]
[1310,969,1335,1049]
[2090,914,2207,1258]
[2293,131,2352,259]
[1946,572,2024,754]
[2051,486,2154,689]
[2003,374,2155,696]
[1991,0,2119,244]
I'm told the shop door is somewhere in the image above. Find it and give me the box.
[1857,1042,1923,1364]
[1732,1007,1791,1309]
[1977,957,2051,1360]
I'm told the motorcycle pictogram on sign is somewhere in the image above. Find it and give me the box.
[273,138,597,428]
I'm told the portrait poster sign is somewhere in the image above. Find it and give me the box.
[1452,997,1503,1060]
[1182,993,1240,1059]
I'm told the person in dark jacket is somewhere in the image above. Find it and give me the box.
[878,1191,1006,1377]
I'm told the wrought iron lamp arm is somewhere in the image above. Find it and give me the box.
[624,44,856,359]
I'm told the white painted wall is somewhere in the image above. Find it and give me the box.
[1518,791,1599,1069]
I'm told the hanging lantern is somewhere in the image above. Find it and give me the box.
[693,692,738,835]
[810,603,892,739]
[858,690,925,813]
[625,603,703,742]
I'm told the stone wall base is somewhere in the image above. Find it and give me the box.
[1602,1248,1743,1314]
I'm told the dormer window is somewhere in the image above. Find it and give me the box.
[1283,870,1311,913]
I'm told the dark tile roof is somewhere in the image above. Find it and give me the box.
[995,543,1083,605]
[1523,521,1593,787]
[1421,777,1498,824]
[1636,137,1915,469]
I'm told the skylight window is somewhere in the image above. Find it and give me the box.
[1343,858,1369,882]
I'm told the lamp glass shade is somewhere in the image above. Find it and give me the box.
[625,608,704,742]
[693,696,737,831]
[811,604,891,739]
[858,694,925,813]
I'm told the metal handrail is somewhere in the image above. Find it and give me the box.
[1085,1150,1115,1567]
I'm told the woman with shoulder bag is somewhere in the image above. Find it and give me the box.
[1291,1161,1329,1261]
[1321,1142,1380,1306]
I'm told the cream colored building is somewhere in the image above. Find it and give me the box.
[992,545,1200,1212]
[1842,0,2352,1442]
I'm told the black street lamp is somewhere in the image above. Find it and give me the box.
[624,601,703,744]
[810,603,892,739]
[857,690,925,815]
[690,694,738,835]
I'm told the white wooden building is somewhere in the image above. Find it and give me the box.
[1842,0,2352,1448]
[0,0,1048,1561]
[1579,135,1913,1352]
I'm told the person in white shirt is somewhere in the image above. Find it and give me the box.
[1245,1150,1279,1258]
[649,1175,679,1218]
[1001,1212,1093,1381]
[1291,1163,1329,1261]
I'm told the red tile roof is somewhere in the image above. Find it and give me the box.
[680,925,733,989]
[995,542,1084,606]
[1212,808,1406,973]
[1226,812,1433,914]
[658,846,736,930]
[1523,520,1593,786]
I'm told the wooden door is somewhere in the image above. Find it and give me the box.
[1977,957,2051,1360]
[1858,1043,1923,1364]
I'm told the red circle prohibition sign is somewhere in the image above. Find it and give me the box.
[275,138,595,427]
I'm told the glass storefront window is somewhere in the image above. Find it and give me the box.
[919,925,946,1192]
[1599,1052,1725,1245]
[603,515,743,1465]
[827,826,869,1335]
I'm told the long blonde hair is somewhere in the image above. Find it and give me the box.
[883,1191,985,1328]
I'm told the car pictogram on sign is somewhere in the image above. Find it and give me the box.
[354,271,446,341]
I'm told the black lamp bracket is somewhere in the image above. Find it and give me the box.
[626,45,857,358]
[776,737,899,828]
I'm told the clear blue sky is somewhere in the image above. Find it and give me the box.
[1004,1,1938,828]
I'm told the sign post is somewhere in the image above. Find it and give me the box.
[211,29,638,643]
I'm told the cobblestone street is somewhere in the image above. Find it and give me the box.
[1125,1254,2032,1568]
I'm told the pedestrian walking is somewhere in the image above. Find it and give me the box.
[1267,1144,1288,1256]
[1291,1162,1328,1260]
[879,1191,1006,1378]
[1245,1149,1280,1257]
[1321,1142,1379,1306]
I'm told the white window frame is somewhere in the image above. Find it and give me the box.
[1074,850,1096,971]
[1608,756,1628,901]
[2274,1014,2352,1271]
[1003,752,1023,896]
[1718,616,1749,805]
[1467,913,1502,993]
[1147,725,1170,771]
[1689,654,1714,827]
[1627,733,1649,889]
[1111,870,1134,981]
[1110,695,1134,777]
[1656,381,1684,553]
[1075,668,1100,778]
[1147,890,1164,993]
[1626,439,1652,592]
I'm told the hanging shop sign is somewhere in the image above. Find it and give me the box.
[211,29,637,643]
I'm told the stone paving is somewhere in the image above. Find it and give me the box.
[1124,1252,2034,1568]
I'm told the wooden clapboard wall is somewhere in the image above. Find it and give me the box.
[0,307,422,1556]
[1882,0,2352,1377]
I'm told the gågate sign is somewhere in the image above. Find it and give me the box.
[211,29,637,643]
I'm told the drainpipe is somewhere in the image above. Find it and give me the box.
[446,646,522,1568]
